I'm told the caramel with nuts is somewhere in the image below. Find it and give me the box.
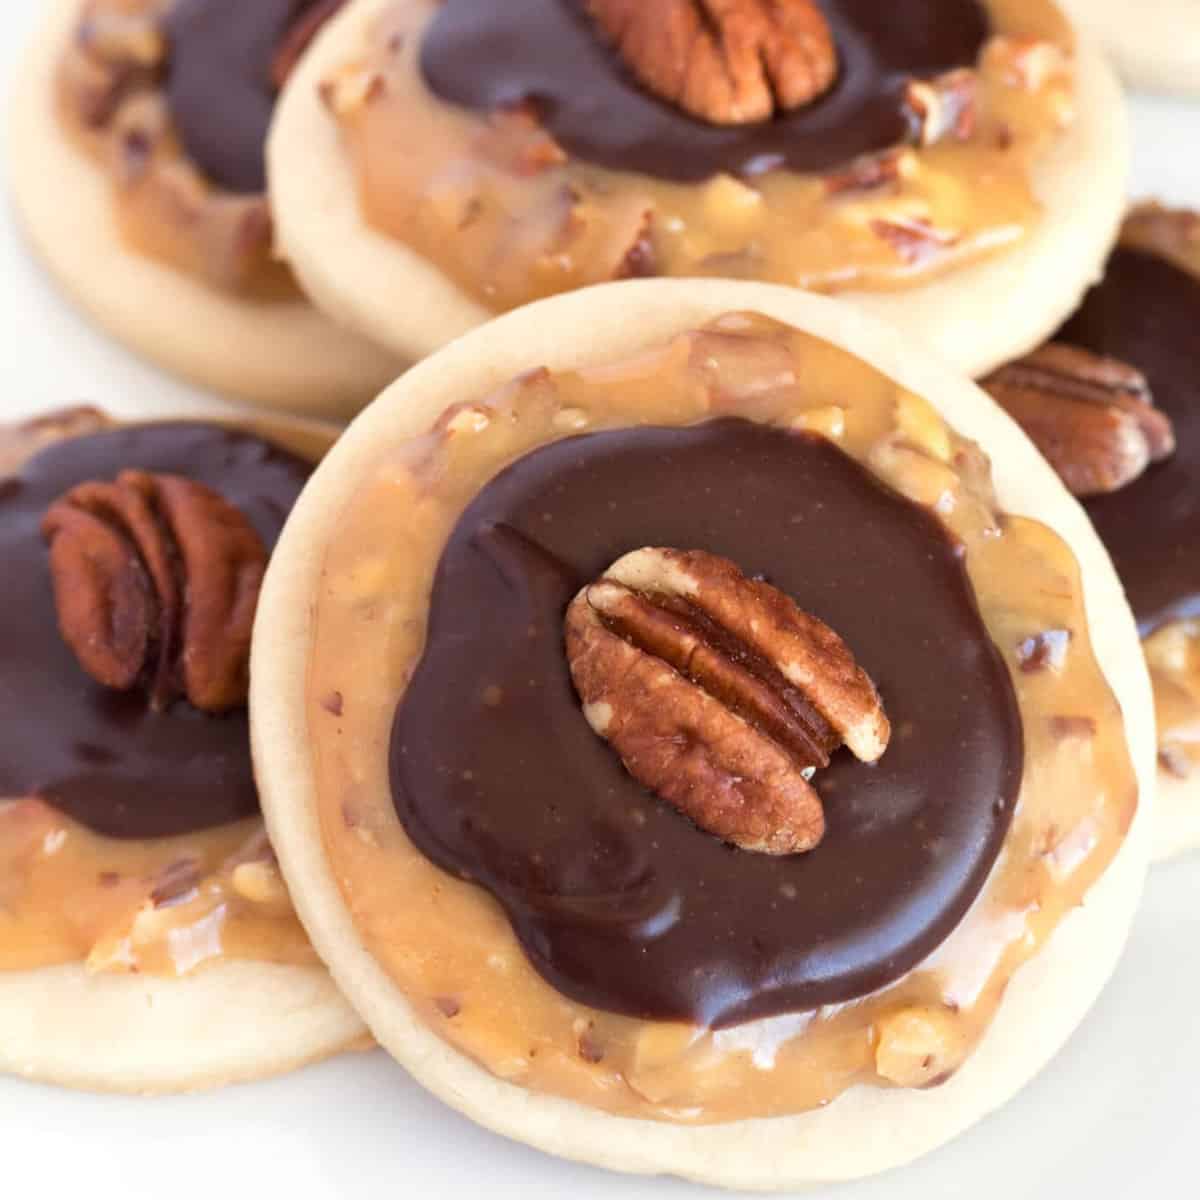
[55,0,336,296]
[0,802,315,976]
[306,313,1135,1120]
[327,0,1073,312]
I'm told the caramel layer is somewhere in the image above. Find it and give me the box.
[0,802,314,976]
[55,0,333,296]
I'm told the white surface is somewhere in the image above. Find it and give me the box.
[0,2,1197,1195]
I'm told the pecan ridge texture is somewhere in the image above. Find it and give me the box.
[41,470,268,713]
[585,0,838,126]
[565,547,889,855]
[983,342,1175,497]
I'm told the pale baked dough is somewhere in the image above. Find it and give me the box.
[0,962,368,1095]
[0,408,369,1094]
[268,0,1129,380]
[1058,0,1200,96]
[252,281,1155,1189]
[6,0,403,419]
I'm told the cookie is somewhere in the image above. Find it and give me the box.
[7,0,399,417]
[0,408,367,1093]
[1058,0,1200,96]
[252,281,1153,1187]
[983,204,1200,861]
[269,0,1127,378]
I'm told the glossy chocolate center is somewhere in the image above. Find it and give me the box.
[1059,249,1200,635]
[391,421,1022,1025]
[164,0,331,193]
[0,424,311,838]
[420,0,990,182]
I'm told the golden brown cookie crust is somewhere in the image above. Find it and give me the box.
[252,281,1154,1188]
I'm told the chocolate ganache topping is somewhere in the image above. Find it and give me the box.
[420,0,990,182]
[391,421,1022,1026]
[164,0,340,193]
[0,423,311,839]
[1058,249,1200,635]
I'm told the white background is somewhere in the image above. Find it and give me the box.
[2,3,1199,1196]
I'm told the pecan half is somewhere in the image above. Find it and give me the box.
[982,343,1175,497]
[41,471,268,713]
[586,0,837,126]
[564,548,889,855]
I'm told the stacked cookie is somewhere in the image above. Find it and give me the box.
[2,0,1196,1190]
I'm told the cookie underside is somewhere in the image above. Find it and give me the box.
[268,0,1128,380]
[252,281,1155,1189]
[7,0,402,418]
[0,961,367,1095]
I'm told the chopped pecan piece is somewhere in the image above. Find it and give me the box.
[41,471,268,713]
[1016,629,1071,673]
[824,149,909,197]
[903,69,978,146]
[871,217,960,266]
[150,857,203,908]
[564,547,889,855]
[982,343,1175,497]
[474,103,568,177]
[586,0,837,126]
[1159,744,1193,779]
[615,212,658,278]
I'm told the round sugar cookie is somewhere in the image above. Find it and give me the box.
[252,281,1154,1189]
[268,0,1129,380]
[0,407,368,1094]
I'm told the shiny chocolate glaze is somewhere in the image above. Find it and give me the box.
[0,423,311,839]
[1060,249,1200,635]
[391,421,1022,1025]
[164,0,332,193]
[420,0,990,182]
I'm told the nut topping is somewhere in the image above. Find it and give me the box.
[904,69,978,146]
[41,471,267,714]
[564,547,889,855]
[585,0,838,126]
[982,343,1175,497]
